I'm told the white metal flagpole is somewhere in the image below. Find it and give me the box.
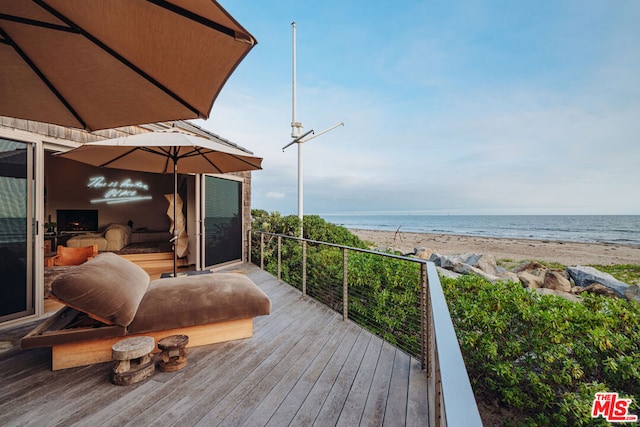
[291,22,304,236]
[291,22,301,140]
[285,21,343,238]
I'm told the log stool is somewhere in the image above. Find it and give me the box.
[157,334,189,372]
[111,336,155,386]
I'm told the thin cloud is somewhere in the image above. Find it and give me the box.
[266,191,286,199]
[197,1,640,215]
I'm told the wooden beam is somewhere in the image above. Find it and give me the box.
[51,318,254,370]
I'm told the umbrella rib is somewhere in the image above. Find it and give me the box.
[139,146,173,157]
[96,147,142,168]
[0,13,77,33]
[96,146,176,172]
[187,147,261,173]
[138,146,177,173]
[34,0,204,119]
[190,147,223,173]
[226,153,262,170]
[146,0,245,42]
[0,25,87,129]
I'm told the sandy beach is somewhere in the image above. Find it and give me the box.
[350,229,640,266]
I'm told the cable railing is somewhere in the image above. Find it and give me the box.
[248,230,482,426]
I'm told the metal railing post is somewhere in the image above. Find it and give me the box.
[421,262,428,371]
[342,248,348,321]
[260,233,264,270]
[248,229,252,264]
[277,235,282,280]
[427,270,433,378]
[302,240,307,296]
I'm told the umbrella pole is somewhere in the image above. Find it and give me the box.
[173,160,178,278]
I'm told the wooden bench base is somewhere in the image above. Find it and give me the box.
[50,318,254,370]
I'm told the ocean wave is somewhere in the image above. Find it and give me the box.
[324,214,640,246]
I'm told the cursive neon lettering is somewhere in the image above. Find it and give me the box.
[88,176,152,204]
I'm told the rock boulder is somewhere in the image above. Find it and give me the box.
[624,285,640,303]
[429,252,442,267]
[498,271,520,284]
[566,266,629,298]
[469,254,501,276]
[518,271,544,289]
[452,263,501,283]
[440,254,475,270]
[514,261,548,278]
[543,270,573,293]
[414,247,435,260]
[576,283,621,299]
[436,266,462,280]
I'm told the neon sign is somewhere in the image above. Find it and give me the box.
[88,176,152,204]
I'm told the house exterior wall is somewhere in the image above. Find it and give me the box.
[1,116,143,143]
[0,116,255,247]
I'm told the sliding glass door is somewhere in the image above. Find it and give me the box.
[0,139,34,322]
[201,175,243,267]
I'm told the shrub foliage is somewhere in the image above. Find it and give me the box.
[442,275,640,425]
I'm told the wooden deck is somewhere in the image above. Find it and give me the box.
[0,263,429,426]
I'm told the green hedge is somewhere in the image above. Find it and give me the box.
[442,275,640,426]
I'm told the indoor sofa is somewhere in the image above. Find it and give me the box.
[22,252,271,370]
[66,223,132,251]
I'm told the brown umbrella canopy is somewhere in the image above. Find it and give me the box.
[0,0,256,131]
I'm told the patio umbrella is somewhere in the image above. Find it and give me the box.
[0,0,256,131]
[57,128,263,276]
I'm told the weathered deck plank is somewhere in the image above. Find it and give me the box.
[312,330,373,426]
[274,319,364,426]
[407,358,430,427]
[384,349,412,426]
[211,314,343,426]
[179,300,328,425]
[192,303,333,425]
[260,319,354,426]
[0,263,429,426]
[359,340,398,426]
[335,335,384,426]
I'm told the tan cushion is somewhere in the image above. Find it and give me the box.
[66,234,108,251]
[50,252,150,327]
[104,223,132,251]
[128,273,271,334]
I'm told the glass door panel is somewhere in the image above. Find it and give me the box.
[202,176,242,267]
[0,139,34,322]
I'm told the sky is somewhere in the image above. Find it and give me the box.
[195,0,640,216]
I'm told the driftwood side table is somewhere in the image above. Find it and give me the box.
[157,334,189,372]
[111,336,155,386]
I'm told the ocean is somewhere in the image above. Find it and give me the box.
[320,214,640,246]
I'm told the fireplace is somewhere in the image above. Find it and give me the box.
[56,209,99,233]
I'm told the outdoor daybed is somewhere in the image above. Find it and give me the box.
[22,253,271,370]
